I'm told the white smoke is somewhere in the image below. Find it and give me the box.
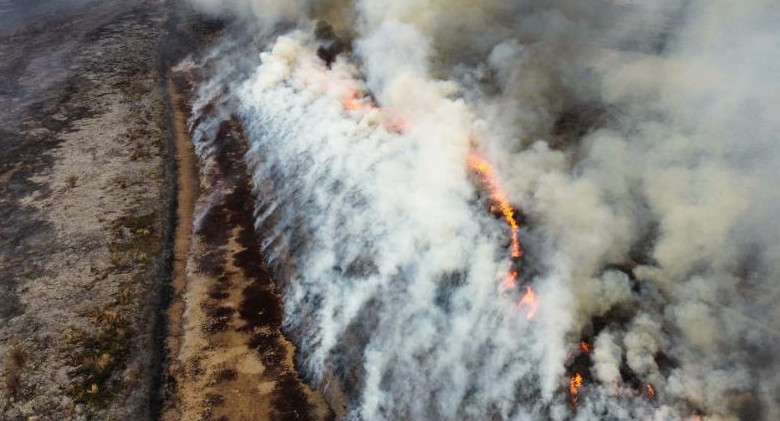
[238,32,548,420]
[185,0,780,420]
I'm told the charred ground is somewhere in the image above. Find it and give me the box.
[0,0,329,420]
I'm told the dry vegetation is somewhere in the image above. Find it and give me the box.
[66,173,79,188]
[63,207,165,412]
[3,344,27,398]
[67,306,132,410]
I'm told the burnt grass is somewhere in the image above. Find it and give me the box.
[0,77,98,323]
[0,1,186,418]
[192,116,319,420]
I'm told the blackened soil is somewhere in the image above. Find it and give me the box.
[163,52,331,417]
[0,0,179,419]
[195,116,319,419]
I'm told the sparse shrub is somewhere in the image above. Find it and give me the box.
[129,147,151,161]
[65,329,84,343]
[107,212,157,270]
[205,392,225,407]
[66,173,79,188]
[3,342,27,397]
[118,283,136,306]
[69,306,132,410]
[109,250,123,266]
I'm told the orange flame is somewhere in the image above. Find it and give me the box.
[503,270,518,289]
[342,89,405,132]
[569,373,584,405]
[518,286,538,320]
[645,383,655,398]
[342,89,524,260]
[339,87,534,318]
[467,152,522,258]
[579,341,591,354]
[467,151,535,318]
[342,88,371,112]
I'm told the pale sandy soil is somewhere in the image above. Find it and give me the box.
[0,1,174,419]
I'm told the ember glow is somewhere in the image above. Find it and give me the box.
[342,88,405,132]
[342,88,372,112]
[502,269,518,289]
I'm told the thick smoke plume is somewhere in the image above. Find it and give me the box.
[186,0,780,420]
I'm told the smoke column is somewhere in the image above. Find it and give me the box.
[186,1,780,420]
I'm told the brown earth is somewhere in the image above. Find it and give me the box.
[160,64,333,421]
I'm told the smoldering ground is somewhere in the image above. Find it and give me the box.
[184,1,780,420]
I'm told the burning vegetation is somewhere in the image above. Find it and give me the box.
[467,151,524,259]
[337,69,538,324]
[179,0,780,420]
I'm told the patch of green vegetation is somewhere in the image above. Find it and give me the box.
[135,251,149,265]
[67,306,132,410]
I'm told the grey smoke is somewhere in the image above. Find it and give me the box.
[186,0,780,420]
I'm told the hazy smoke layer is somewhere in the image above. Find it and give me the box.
[188,1,780,420]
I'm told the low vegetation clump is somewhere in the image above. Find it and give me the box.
[67,306,132,410]
[3,343,27,397]
[107,212,157,270]
[60,207,160,412]
[66,173,79,188]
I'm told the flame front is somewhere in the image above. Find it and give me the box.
[518,286,538,320]
[645,384,655,398]
[570,373,584,405]
[342,88,404,132]
[343,88,523,261]
[467,151,537,319]
[340,88,536,319]
[467,152,523,258]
